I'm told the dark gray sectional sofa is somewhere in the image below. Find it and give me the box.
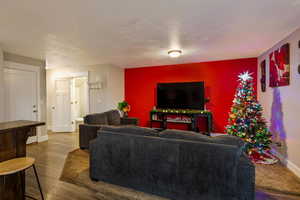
[90,126,255,200]
[79,110,138,149]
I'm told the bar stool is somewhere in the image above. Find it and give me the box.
[0,157,44,200]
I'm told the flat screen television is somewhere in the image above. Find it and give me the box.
[157,82,205,110]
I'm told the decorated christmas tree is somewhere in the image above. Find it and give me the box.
[226,72,277,164]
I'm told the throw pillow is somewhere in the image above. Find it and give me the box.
[105,110,121,125]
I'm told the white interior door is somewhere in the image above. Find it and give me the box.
[4,68,38,142]
[72,77,88,119]
[52,79,73,132]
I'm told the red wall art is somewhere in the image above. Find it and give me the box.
[269,43,290,87]
[260,60,266,92]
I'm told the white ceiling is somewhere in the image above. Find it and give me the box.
[0,0,300,69]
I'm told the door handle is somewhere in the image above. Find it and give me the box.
[33,110,38,113]
[52,106,55,110]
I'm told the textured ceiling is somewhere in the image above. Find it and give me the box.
[0,0,300,69]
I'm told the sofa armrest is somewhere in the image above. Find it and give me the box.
[79,124,103,149]
[236,153,255,200]
[120,117,139,125]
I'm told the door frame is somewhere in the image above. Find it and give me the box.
[4,61,42,143]
[52,71,89,132]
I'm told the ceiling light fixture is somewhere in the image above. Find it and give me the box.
[168,50,182,58]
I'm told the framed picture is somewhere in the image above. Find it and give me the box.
[260,60,266,92]
[269,43,290,87]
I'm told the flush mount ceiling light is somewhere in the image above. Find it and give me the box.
[168,50,182,58]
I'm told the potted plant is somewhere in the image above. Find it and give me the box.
[118,101,131,117]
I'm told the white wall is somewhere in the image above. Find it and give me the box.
[47,64,124,129]
[107,65,125,110]
[258,28,300,177]
[0,48,4,122]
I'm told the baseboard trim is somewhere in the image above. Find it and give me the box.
[38,134,49,142]
[27,136,37,144]
[210,133,224,136]
[286,159,300,178]
[271,149,300,178]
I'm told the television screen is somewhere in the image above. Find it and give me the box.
[157,82,205,110]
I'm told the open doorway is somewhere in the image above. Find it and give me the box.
[52,72,89,133]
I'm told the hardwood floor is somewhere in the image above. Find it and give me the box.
[25,131,300,200]
[26,131,98,200]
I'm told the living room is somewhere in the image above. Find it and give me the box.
[0,0,300,200]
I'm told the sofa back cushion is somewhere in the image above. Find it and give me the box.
[159,129,210,141]
[159,129,244,147]
[212,135,245,148]
[100,125,159,137]
[84,113,108,125]
[105,110,121,125]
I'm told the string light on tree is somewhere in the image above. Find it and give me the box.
[226,71,278,164]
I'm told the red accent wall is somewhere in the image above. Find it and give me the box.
[125,58,257,133]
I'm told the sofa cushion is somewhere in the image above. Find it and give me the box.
[159,129,210,141]
[212,135,245,148]
[84,113,108,125]
[159,129,244,147]
[105,110,121,125]
[100,125,159,137]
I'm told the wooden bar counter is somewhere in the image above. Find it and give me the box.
[0,120,45,200]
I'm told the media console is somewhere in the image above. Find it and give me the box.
[150,109,212,135]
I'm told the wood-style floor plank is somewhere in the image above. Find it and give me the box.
[26,132,99,200]
[25,131,300,200]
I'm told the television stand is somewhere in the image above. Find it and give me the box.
[150,109,212,135]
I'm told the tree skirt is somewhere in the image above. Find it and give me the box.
[249,150,279,165]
